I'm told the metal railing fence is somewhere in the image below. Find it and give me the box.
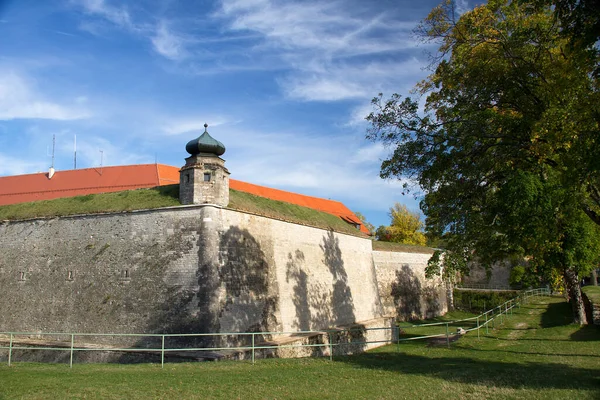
[396,287,550,348]
[0,288,550,368]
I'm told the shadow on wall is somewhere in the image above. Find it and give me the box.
[321,230,356,327]
[286,230,358,331]
[217,226,279,344]
[284,231,366,355]
[391,264,444,321]
[121,224,278,359]
[285,250,311,331]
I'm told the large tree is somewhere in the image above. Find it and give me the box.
[366,0,600,323]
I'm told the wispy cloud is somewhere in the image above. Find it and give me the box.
[217,0,429,103]
[151,22,188,61]
[0,71,89,120]
[75,1,191,61]
[161,117,229,136]
[78,0,132,29]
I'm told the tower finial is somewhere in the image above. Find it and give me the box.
[204,123,208,132]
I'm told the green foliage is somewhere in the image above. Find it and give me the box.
[366,0,600,323]
[376,203,427,245]
[509,265,539,289]
[453,290,519,313]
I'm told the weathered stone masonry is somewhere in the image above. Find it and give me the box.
[0,205,447,342]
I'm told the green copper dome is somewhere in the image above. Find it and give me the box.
[185,124,226,156]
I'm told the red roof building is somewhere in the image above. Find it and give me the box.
[0,164,369,234]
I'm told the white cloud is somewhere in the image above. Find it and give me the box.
[280,57,426,102]
[219,0,417,56]
[75,1,191,61]
[214,125,414,213]
[161,117,229,136]
[151,22,188,61]
[282,77,367,102]
[0,153,47,176]
[78,0,132,29]
[0,72,89,121]
[347,102,375,127]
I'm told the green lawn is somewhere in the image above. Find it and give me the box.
[1,296,598,399]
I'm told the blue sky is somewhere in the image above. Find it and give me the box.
[0,0,472,228]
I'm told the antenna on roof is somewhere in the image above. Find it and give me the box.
[51,134,55,169]
[74,134,77,169]
[99,149,103,175]
[48,134,56,179]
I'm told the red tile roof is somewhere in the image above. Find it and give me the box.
[0,164,369,234]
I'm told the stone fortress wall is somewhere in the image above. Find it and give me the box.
[0,205,447,344]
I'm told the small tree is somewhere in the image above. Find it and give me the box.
[376,203,427,246]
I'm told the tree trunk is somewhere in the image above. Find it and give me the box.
[446,283,454,311]
[564,268,588,325]
[591,268,598,286]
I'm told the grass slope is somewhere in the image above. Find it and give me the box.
[1,296,598,399]
[0,185,365,236]
[582,285,600,304]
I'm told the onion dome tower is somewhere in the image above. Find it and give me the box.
[179,124,230,206]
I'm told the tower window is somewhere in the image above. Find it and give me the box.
[204,172,211,182]
[185,173,190,183]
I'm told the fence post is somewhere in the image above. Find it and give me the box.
[252,333,255,365]
[328,332,333,361]
[485,312,488,334]
[8,333,13,366]
[477,316,480,340]
[161,335,165,369]
[69,334,74,368]
[445,323,450,348]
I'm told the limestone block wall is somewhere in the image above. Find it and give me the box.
[0,206,384,344]
[373,250,448,320]
[218,210,383,332]
[0,208,209,340]
[0,205,446,346]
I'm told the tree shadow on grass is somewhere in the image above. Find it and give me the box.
[540,301,573,327]
[338,351,600,391]
[570,325,600,341]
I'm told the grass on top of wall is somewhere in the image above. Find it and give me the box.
[0,185,366,237]
[0,185,182,221]
[372,240,435,254]
[227,189,366,236]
